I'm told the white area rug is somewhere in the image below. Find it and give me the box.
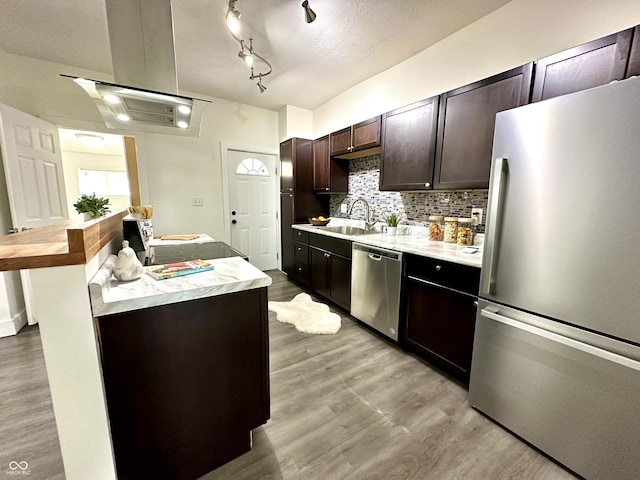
[268,293,341,335]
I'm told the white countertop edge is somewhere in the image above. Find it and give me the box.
[89,256,272,317]
[292,222,483,268]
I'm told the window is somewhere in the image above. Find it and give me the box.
[78,169,130,196]
[235,158,270,176]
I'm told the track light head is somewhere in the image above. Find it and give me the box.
[302,0,316,23]
[226,3,241,34]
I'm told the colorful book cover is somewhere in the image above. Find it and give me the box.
[145,259,214,280]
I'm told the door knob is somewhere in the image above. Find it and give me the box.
[232,219,237,224]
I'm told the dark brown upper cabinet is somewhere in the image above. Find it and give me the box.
[313,135,348,193]
[329,115,381,158]
[434,64,533,190]
[627,26,640,78]
[531,29,633,103]
[379,97,439,191]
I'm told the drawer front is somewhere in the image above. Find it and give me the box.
[293,242,308,262]
[292,228,309,244]
[405,254,480,296]
[293,261,310,283]
[309,233,352,258]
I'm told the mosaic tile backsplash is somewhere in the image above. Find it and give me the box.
[329,154,489,227]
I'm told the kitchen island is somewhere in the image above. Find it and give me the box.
[90,255,271,480]
[0,213,271,480]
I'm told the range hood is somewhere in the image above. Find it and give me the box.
[65,0,209,137]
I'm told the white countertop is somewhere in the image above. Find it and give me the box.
[89,255,272,317]
[293,220,483,268]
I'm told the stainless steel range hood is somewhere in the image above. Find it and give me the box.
[65,0,208,137]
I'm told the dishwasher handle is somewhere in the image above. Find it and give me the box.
[367,253,382,261]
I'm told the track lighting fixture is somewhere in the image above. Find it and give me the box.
[256,75,267,93]
[302,1,316,23]
[225,0,272,92]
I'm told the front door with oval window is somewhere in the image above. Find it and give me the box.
[227,150,277,270]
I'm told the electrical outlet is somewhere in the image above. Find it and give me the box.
[471,207,483,225]
[192,196,204,207]
[340,203,347,213]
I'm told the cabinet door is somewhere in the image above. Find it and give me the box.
[329,127,352,156]
[532,29,633,102]
[328,254,351,311]
[280,195,294,276]
[380,97,439,191]
[403,277,477,381]
[313,135,330,191]
[280,139,293,193]
[626,26,640,78]
[352,116,381,150]
[310,246,330,298]
[434,64,533,190]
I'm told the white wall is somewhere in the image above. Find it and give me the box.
[277,105,313,142]
[141,99,279,240]
[312,0,640,137]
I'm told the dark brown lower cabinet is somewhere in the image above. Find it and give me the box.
[401,254,480,383]
[308,233,352,311]
[403,278,477,382]
[95,289,270,480]
[310,246,351,311]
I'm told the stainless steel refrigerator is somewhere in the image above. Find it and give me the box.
[469,77,640,480]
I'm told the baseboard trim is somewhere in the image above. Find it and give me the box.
[0,309,28,337]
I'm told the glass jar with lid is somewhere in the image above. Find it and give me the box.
[456,218,474,246]
[428,215,444,241]
[444,217,458,243]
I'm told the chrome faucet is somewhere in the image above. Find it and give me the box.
[347,198,376,231]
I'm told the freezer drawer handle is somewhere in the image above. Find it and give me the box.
[368,253,382,261]
[482,157,509,295]
[480,308,640,371]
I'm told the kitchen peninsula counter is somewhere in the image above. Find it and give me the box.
[0,209,127,271]
[89,255,271,316]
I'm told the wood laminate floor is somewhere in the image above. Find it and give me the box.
[0,270,578,480]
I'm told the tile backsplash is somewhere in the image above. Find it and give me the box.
[329,154,488,227]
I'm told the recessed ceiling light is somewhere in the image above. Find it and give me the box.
[178,105,191,114]
[75,133,104,148]
[177,121,189,129]
[117,114,131,122]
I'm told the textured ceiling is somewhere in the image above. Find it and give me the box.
[0,0,512,111]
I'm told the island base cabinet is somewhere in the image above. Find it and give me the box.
[402,278,477,382]
[95,288,270,480]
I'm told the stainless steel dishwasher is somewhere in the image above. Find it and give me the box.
[351,243,403,341]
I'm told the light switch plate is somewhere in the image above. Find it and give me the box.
[340,203,347,213]
[192,196,204,206]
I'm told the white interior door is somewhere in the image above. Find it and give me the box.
[0,103,68,228]
[0,103,69,326]
[227,150,277,271]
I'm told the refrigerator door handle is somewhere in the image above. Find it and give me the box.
[480,308,640,371]
[482,157,509,295]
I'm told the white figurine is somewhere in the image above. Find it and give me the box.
[113,240,144,281]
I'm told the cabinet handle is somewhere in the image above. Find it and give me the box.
[473,301,478,308]
[298,267,303,272]
[324,253,330,258]
[424,182,431,188]
[297,247,302,251]
[435,265,441,271]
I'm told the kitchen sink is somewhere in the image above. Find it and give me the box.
[320,225,375,235]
